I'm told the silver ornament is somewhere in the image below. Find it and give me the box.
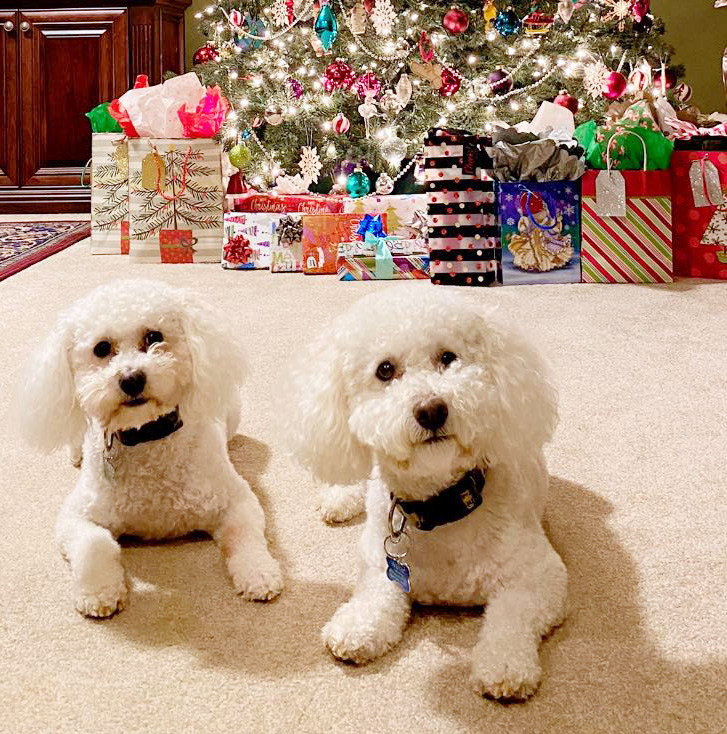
[264,103,284,125]
[381,136,407,163]
[375,172,394,194]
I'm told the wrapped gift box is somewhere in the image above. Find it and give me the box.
[228,191,344,214]
[671,138,727,279]
[338,255,430,280]
[302,212,386,274]
[270,214,303,272]
[221,212,273,269]
[424,128,502,287]
[343,194,428,239]
[499,181,582,285]
[581,170,672,283]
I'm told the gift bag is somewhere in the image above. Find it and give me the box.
[671,138,727,279]
[424,128,501,287]
[499,181,582,285]
[221,213,273,269]
[128,138,223,263]
[90,133,129,254]
[581,134,672,283]
[342,194,428,239]
[270,215,303,272]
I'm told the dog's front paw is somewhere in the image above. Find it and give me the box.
[318,484,365,524]
[322,600,400,664]
[229,552,283,601]
[470,642,542,701]
[73,574,128,618]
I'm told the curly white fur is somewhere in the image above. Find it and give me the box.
[12,279,282,617]
[284,286,567,700]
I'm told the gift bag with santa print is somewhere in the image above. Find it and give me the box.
[128,138,223,263]
[498,181,582,285]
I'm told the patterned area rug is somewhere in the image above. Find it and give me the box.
[0,221,90,282]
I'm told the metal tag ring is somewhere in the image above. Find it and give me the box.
[384,531,410,560]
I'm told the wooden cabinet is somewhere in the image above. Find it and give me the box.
[0,0,191,213]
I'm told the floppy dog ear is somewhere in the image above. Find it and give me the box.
[180,292,247,420]
[11,321,86,453]
[282,334,372,485]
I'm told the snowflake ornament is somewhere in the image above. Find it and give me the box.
[299,146,322,183]
[371,0,397,36]
[271,0,289,27]
[601,0,634,31]
[582,60,610,99]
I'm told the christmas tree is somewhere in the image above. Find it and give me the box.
[192,1,682,191]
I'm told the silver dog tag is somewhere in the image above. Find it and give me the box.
[103,432,116,482]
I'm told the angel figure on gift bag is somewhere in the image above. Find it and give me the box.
[507,190,574,272]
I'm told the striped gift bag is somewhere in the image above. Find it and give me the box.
[424,128,501,287]
[90,133,129,254]
[581,170,672,283]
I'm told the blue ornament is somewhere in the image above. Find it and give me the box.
[346,169,371,198]
[241,128,252,140]
[494,7,520,36]
[314,2,338,51]
[234,14,265,51]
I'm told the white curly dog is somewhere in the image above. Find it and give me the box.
[13,279,282,618]
[286,286,567,700]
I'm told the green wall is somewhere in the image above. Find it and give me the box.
[184,0,726,113]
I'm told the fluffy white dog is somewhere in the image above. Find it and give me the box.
[13,279,282,618]
[286,286,567,700]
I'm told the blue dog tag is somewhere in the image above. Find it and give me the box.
[386,556,411,593]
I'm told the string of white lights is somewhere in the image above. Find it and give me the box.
[217,2,316,42]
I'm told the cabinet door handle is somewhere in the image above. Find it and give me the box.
[2,20,14,32]
[19,20,30,32]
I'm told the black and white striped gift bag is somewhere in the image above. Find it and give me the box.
[424,128,501,287]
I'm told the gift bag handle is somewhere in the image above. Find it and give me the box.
[153,145,194,202]
[606,130,648,172]
[523,190,557,231]
[80,158,92,188]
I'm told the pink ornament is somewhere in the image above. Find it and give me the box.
[653,68,677,92]
[553,90,578,114]
[364,0,375,13]
[192,42,220,65]
[324,59,357,92]
[355,72,382,98]
[332,112,351,134]
[674,82,693,103]
[229,9,243,27]
[602,71,628,100]
[632,0,650,23]
[286,0,294,24]
[439,68,461,97]
[442,8,469,34]
[628,68,649,92]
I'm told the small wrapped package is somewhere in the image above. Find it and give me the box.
[222,213,274,269]
[270,215,303,272]
[671,136,727,279]
[342,194,428,239]
[499,181,582,285]
[229,191,344,214]
[302,212,385,274]
[424,127,502,287]
[89,133,129,254]
[581,132,672,283]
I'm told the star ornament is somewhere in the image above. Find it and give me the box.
[601,0,634,31]
[299,146,322,183]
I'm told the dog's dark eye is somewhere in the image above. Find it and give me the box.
[143,330,164,350]
[440,351,457,367]
[375,360,396,382]
[93,340,112,359]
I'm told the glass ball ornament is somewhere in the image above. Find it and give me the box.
[487,68,513,95]
[355,72,382,98]
[602,71,627,100]
[375,172,394,194]
[228,143,251,170]
[494,6,520,36]
[381,137,407,163]
[192,42,219,65]
[364,0,375,14]
[346,168,371,198]
[264,104,284,125]
[653,68,677,92]
[287,78,304,99]
[439,68,461,97]
[674,82,693,103]
[442,8,469,34]
[324,59,356,92]
[553,90,578,114]
[632,13,653,32]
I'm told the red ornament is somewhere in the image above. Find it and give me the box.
[602,71,628,100]
[439,68,461,97]
[223,234,253,265]
[487,68,513,95]
[629,68,649,92]
[418,31,434,62]
[442,8,469,34]
[332,112,351,134]
[653,68,677,92]
[355,72,382,98]
[324,59,357,92]
[554,90,579,114]
[192,42,220,65]
[364,0,375,13]
[632,0,650,23]
[286,0,294,24]
[674,82,693,103]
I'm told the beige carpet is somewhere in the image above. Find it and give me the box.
[1,238,726,734]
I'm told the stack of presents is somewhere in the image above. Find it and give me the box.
[87,76,727,285]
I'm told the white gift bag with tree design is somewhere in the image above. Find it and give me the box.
[90,133,129,254]
[128,138,223,263]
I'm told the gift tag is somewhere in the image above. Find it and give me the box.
[690,159,724,208]
[595,170,626,217]
[141,152,165,191]
[386,555,411,593]
[112,141,128,178]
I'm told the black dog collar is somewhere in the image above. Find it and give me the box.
[115,408,183,447]
[393,468,486,532]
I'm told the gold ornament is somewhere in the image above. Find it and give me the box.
[483,1,497,31]
[265,103,284,125]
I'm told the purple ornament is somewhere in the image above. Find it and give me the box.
[487,68,513,95]
[287,77,304,99]
[355,72,382,98]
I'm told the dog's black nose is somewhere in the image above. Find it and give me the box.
[414,399,448,432]
[119,370,146,397]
